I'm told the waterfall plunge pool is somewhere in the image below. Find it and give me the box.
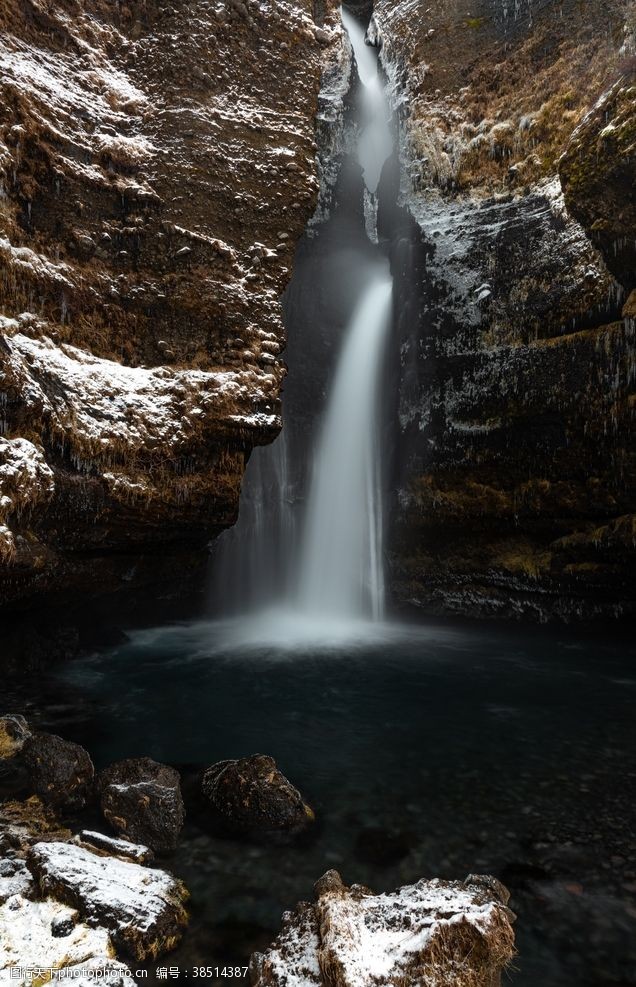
[4,617,635,987]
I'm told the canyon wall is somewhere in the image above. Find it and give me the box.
[375,0,636,620]
[1,0,634,624]
[0,0,339,609]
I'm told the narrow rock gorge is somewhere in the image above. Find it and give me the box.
[2,0,634,626]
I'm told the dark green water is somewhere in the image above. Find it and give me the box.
[4,615,636,986]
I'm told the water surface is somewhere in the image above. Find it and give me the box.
[4,617,635,986]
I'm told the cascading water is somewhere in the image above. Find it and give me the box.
[340,8,393,242]
[209,5,394,637]
[297,271,392,621]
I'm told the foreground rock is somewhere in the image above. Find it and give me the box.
[203,755,314,836]
[250,870,515,987]
[0,893,120,986]
[98,757,185,853]
[0,715,31,760]
[26,841,189,961]
[23,734,94,811]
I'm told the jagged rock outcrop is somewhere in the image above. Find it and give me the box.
[250,870,515,987]
[560,79,636,292]
[374,0,636,620]
[0,0,340,609]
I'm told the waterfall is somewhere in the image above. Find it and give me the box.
[209,6,394,634]
[209,429,296,615]
[297,272,392,620]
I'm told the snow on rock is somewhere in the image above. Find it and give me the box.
[0,0,343,605]
[0,860,35,905]
[26,841,189,962]
[4,332,280,464]
[50,957,137,987]
[251,870,515,987]
[74,832,153,865]
[0,894,114,986]
[0,437,54,563]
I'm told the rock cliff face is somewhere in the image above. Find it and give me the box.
[0,0,339,608]
[374,0,636,620]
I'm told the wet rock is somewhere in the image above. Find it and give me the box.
[0,796,72,855]
[98,757,185,853]
[26,840,189,962]
[250,869,516,986]
[202,754,314,836]
[23,733,94,811]
[0,714,31,759]
[623,289,636,319]
[372,0,635,623]
[560,80,636,292]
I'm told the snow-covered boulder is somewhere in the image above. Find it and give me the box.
[0,893,115,986]
[26,841,189,962]
[250,870,515,987]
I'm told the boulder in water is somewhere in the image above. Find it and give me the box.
[250,870,515,987]
[98,757,185,854]
[202,754,314,836]
[26,840,189,961]
[0,714,31,760]
[23,733,94,811]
